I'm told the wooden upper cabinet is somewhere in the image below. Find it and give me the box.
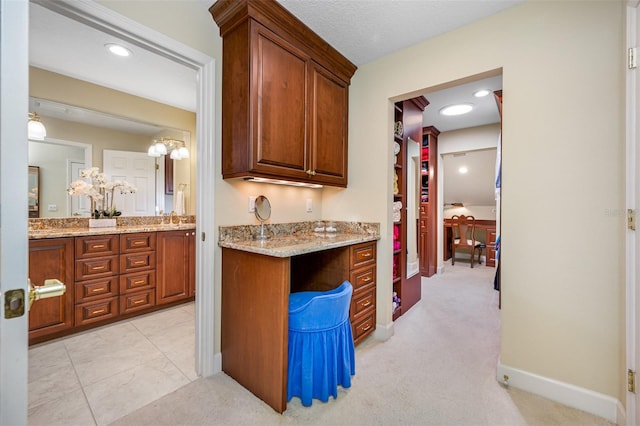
[252,23,308,179]
[210,0,356,187]
[309,62,348,185]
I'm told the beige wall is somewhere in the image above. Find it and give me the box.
[30,67,196,214]
[97,0,626,404]
[324,0,625,402]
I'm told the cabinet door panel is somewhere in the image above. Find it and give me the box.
[252,24,308,177]
[29,238,74,342]
[157,231,190,304]
[309,63,348,186]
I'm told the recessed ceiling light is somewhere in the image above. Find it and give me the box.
[440,104,473,116]
[473,89,490,98]
[105,43,132,57]
[458,166,468,174]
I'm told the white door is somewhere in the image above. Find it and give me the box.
[69,160,89,217]
[103,150,156,216]
[0,0,29,423]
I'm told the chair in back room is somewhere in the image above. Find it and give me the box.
[451,214,483,268]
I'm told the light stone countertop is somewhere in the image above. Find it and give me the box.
[218,221,380,258]
[28,223,196,239]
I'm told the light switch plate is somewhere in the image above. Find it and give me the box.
[306,198,312,213]
[248,196,257,213]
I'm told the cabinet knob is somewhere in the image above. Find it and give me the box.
[306,169,316,176]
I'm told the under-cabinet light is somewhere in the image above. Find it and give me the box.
[245,177,323,189]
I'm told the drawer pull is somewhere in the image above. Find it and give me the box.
[363,276,372,282]
[361,252,371,257]
[92,265,106,271]
[91,288,104,293]
[92,244,105,249]
[92,309,106,315]
[362,324,372,332]
[132,260,146,265]
[133,279,146,285]
[362,301,372,307]
[133,241,145,246]
[133,299,145,305]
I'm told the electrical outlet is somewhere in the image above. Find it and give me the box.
[47,204,57,212]
[306,198,312,213]
[248,196,257,213]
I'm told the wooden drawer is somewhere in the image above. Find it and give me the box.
[75,276,118,303]
[75,235,119,258]
[349,242,376,269]
[120,252,156,273]
[486,228,497,244]
[487,248,497,267]
[121,232,156,253]
[351,286,376,318]
[120,289,155,314]
[350,265,375,290]
[75,255,119,281]
[352,311,375,344]
[75,297,118,326]
[120,271,156,294]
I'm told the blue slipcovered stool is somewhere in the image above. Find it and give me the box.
[287,280,355,406]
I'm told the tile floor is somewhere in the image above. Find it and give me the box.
[28,302,196,426]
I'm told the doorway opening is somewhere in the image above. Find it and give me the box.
[26,1,216,423]
[392,70,502,320]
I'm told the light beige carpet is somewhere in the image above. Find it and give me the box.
[112,264,613,426]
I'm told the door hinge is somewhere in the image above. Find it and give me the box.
[155,163,160,170]
[628,209,636,231]
[629,47,637,70]
[629,369,636,393]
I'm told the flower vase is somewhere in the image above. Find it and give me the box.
[89,218,116,228]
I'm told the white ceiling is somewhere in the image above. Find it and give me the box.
[29,0,517,132]
[276,0,522,67]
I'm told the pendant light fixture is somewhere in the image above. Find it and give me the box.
[28,113,47,140]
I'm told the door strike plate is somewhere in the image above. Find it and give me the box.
[4,289,25,319]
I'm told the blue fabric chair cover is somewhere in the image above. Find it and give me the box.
[287,280,355,406]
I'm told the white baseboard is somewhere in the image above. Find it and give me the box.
[374,320,394,341]
[496,362,621,423]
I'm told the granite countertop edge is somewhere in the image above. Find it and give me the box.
[218,233,380,258]
[29,223,196,239]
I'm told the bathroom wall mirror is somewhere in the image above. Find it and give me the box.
[255,195,271,240]
[28,166,40,218]
[28,97,193,218]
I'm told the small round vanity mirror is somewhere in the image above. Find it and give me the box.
[255,195,271,240]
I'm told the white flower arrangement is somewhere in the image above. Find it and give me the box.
[68,167,136,219]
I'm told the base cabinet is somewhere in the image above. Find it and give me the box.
[28,229,194,344]
[28,238,74,342]
[157,230,196,305]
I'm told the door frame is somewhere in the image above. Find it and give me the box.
[627,1,639,424]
